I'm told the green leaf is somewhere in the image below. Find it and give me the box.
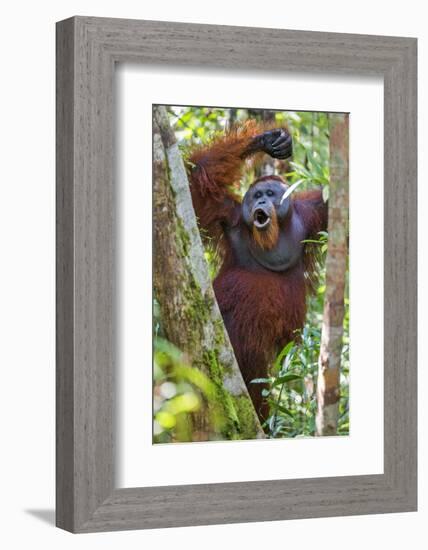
[273,341,295,371]
[250,377,272,384]
[272,373,302,387]
[322,185,329,202]
[155,411,176,429]
[275,405,294,417]
[268,415,277,432]
[301,238,323,244]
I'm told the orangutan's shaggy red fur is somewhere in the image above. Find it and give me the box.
[188,121,327,419]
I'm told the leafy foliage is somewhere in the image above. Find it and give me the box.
[153,337,225,443]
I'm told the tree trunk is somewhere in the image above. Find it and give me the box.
[315,113,349,436]
[153,105,264,441]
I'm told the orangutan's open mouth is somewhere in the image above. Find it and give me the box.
[253,208,271,229]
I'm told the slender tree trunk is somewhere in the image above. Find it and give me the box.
[153,105,264,441]
[315,113,349,436]
[228,108,238,128]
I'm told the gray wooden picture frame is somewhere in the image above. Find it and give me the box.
[56,16,417,533]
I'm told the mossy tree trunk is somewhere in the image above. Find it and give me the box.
[315,113,349,436]
[153,105,264,441]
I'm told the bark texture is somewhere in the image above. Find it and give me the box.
[153,105,264,441]
[315,113,349,436]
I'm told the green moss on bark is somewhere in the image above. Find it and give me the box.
[201,350,239,438]
[176,216,191,258]
[231,396,261,440]
[199,349,259,440]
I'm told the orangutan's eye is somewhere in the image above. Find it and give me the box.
[267,190,274,197]
[254,191,262,199]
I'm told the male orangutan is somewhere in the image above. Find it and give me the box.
[188,121,328,420]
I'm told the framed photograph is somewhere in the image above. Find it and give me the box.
[56,16,417,533]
